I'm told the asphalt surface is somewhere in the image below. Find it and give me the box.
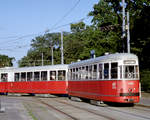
[0,93,149,120]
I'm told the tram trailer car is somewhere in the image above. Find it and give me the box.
[0,64,68,95]
[68,53,140,104]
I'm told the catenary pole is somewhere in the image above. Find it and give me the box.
[127,11,130,53]
[51,46,54,65]
[61,31,64,64]
[122,0,126,52]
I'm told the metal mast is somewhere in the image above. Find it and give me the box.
[61,31,64,64]
[51,46,54,65]
[127,12,130,53]
[122,0,126,52]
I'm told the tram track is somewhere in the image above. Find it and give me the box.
[38,99,79,120]
[106,106,150,120]
[4,95,150,120]
[46,97,150,120]
[38,98,115,120]
[6,96,79,120]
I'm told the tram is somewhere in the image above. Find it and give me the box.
[68,53,140,103]
[0,64,68,94]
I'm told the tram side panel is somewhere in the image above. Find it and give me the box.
[68,53,140,103]
[68,80,118,102]
[6,81,68,94]
[1,65,68,95]
[68,80,140,103]
[0,82,8,93]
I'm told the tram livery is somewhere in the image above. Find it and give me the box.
[0,64,68,94]
[68,53,140,103]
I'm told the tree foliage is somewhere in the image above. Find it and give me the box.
[0,55,14,67]
[18,0,150,91]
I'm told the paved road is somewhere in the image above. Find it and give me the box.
[0,96,32,120]
[0,93,149,120]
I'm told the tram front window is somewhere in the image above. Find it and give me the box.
[124,65,139,79]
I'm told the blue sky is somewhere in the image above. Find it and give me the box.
[0,0,99,66]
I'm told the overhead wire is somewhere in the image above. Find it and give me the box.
[0,0,81,41]
[0,16,89,50]
[50,0,81,30]
[0,0,91,53]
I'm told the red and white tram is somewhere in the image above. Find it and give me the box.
[68,53,140,103]
[0,64,68,94]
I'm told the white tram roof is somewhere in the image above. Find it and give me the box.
[69,53,138,68]
[0,64,69,73]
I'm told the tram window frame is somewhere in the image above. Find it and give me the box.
[27,72,33,81]
[104,63,109,79]
[21,72,26,81]
[50,71,56,81]
[41,71,47,81]
[15,73,20,82]
[34,71,40,81]
[1,73,8,82]
[58,70,66,81]
[111,62,118,79]
[99,64,103,79]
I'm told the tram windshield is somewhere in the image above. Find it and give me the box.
[123,65,139,79]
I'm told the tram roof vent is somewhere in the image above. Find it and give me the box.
[105,52,109,55]
[77,59,81,62]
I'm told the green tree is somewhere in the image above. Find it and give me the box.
[0,55,14,67]
[19,33,61,67]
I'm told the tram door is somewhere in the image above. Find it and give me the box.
[0,73,8,93]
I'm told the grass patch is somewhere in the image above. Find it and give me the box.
[23,103,38,120]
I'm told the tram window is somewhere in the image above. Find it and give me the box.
[89,65,92,79]
[50,71,56,80]
[34,72,40,81]
[73,68,76,80]
[120,66,122,79]
[135,66,139,78]
[58,70,66,81]
[76,68,79,80]
[41,71,47,81]
[21,72,26,81]
[81,66,85,79]
[85,66,88,79]
[1,73,8,82]
[124,65,138,79]
[93,64,97,79]
[104,63,109,79]
[111,63,118,79]
[27,72,33,81]
[70,69,72,80]
[15,73,20,81]
[99,64,103,79]
[79,67,81,80]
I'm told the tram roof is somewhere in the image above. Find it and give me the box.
[0,64,69,72]
[69,53,138,67]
